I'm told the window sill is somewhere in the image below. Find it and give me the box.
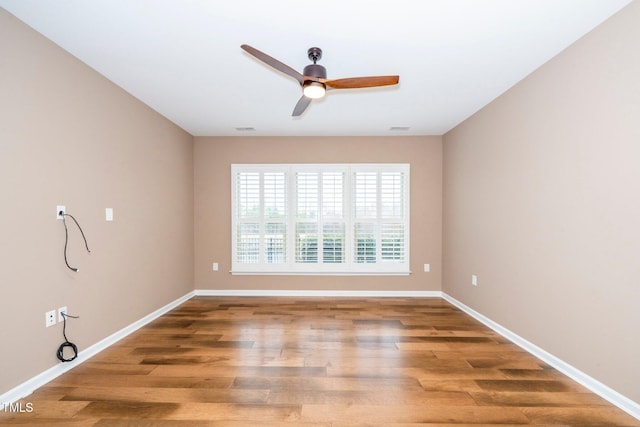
[230,271,412,276]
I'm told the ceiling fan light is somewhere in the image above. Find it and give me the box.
[303,81,326,99]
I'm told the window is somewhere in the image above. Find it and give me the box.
[232,164,410,274]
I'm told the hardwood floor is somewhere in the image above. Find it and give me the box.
[2,296,638,426]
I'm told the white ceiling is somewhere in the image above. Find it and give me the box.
[0,0,631,136]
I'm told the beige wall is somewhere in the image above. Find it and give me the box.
[194,136,442,292]
[0,9,194,394]
[443,1,640,403]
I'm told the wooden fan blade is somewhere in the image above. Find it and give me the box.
[241,44,304,84]
[292,95,312,117]
[324,75,399,89]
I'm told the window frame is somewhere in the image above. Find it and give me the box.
[231,163,410,275]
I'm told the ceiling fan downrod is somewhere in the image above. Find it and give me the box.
[307,47,322,63]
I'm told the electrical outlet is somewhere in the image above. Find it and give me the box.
[58,306,68,322]
[423,263,430,272]
[212,262,219,271]
[57,205,66,219]
[45,310,56,327]
[105,208,113,221]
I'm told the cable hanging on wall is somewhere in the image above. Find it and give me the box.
[60,212,90,272]
[56,312,79,362]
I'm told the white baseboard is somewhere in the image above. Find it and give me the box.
[194,289,442,298]
[441,292,640,421]
[0,291,194,405]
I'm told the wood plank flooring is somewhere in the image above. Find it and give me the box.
[2,296,638,426]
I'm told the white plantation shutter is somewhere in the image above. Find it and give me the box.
[295,222,318,263]
[235,172,260,264]
[263,172,286,264]
[380,172,406,263]
[323,222,345,263]
[264,222,286,264]
[296,173,318,218]
[381,223,405,262]
[354,172,377,218]
[263,173,286,218]
[381,172,404,218]
[354,222,377,263]
[232,164,409,274]
[236,172,260,218]
[322,172,346,264]
[295,172,318,263]
[322,172,343,217]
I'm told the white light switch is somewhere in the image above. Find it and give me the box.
[105,208,113,221]
[472,275,478,286]
[213,262,219,271]
[423,263,430,272]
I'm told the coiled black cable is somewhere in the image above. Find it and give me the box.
[56,312,79,363]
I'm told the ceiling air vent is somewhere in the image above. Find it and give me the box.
[389,126,410,131]
[235,127,256,132]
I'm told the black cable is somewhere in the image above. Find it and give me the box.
[61,212,90,272]
[61,214,75,272]
[56,312,79,363]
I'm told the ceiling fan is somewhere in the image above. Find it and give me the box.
[241,44,399,117]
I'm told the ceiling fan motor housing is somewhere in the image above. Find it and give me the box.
[303,63,327,79]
